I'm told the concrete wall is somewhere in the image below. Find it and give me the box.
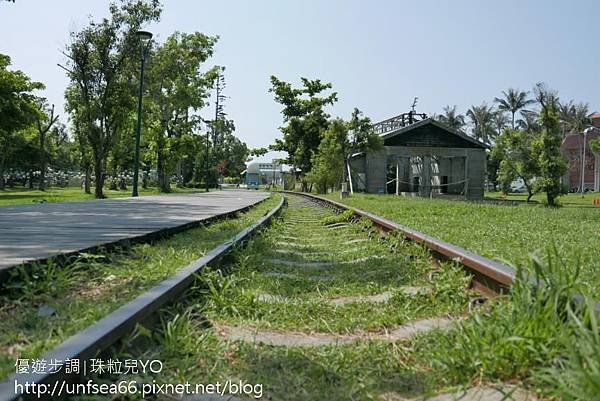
[365,152,387,193]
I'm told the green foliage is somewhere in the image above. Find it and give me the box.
[466,103,495,142]
[64,0,162,198]
[558,100,590,137]
[492,128,540,200]
[413,250,582,388]
[306,119,345,193]
[306,109,382,193]
[494,88,535,129]
[533,83,568,206]
[590,137,600,155]
[320,209,355,225]
[269,76,338,180]
[0,53,45,189]
[146,31,218,191]
[435,105,465,130]
[210,118,249,178]
[542,297,600,401]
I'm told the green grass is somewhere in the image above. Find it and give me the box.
[323,192,600,298]
[198,209,471,334]
[66,195,600,401]
[485,191,600,207]
[0,195,280,380]
[80,195,476,401]
[0,186,208,206]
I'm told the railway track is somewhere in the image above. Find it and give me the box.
[0,193,553,400]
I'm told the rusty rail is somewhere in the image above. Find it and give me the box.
[284,191,515,295]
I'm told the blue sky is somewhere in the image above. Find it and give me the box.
[1,0,598,161]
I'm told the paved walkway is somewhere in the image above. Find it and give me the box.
[0,190,269,273]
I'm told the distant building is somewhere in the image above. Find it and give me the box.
[349,113,489,200]
[560,113,600,192]
[243,161,283,187]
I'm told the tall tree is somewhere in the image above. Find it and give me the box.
[494,88,535,129]
[147,31,218,192]
[35,100,59,190]
[0,53,43,190]
[516,110,540,132]
[270,76,337,190]
[307,109,382,194]
[436,105,466,130]
[558,100,590,137]
[344,108,383,190]
[533,83,568,206]
[63,0,162,198]
[211,119,248,178]
[466,103,495,142]
[492,110,510,138]
[307,119,345,194]
[492,128,540,201]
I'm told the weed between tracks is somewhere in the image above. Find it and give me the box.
[64,196,599,401]
[87,196,476,401]
[0,195,280,380]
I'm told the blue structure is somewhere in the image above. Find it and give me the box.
[245,162,260,189]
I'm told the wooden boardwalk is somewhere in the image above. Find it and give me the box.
[0,190,269,273]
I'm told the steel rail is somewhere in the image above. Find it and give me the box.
[0,196,285,401]
[285,191,600,316]
[284,191,516,295]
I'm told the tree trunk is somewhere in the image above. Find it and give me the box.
[142,165,148,189]
[39,131,46,191]
[28,171,34,189]
[0,156,5,190]
[0,155,6,191]
[157,136,170,193]
[84,163,91,194]
[547,192,555,207]
[176,160,183,188]
[94,155,105,198]
[523,180,534,202]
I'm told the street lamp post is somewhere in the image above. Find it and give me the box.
[132,30,153,197]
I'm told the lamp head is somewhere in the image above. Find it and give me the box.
[136,30,153,42]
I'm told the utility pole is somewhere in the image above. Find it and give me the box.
[212,69,226,189]
[205,69,224,193]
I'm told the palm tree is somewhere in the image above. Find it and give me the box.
[466,103,495,143]
[494,88,535,129]
[436,105,466,130]
[492,110,510,137]
[559,101,590,136]
[516,110,540,132]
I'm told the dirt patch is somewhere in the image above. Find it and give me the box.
[0,341,29,359]
[214,317,452,347]
[267,255,385,268]
[261,272,333,282]
[72,276,134,300]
